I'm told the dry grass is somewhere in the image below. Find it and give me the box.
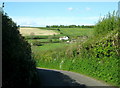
[19,27,59,36]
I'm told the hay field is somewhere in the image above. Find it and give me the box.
[19,27,59,36]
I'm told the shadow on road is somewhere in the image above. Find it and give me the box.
[37,68,86,88]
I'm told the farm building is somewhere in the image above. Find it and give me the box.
[59,36,69,40]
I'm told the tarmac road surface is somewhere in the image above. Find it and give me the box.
[37,68,116,88]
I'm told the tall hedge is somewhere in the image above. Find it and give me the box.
[2,13,40,88]
[94,11,119,36]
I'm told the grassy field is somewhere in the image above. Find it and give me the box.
[59,28,94,38]
[28,27,94,70]
[20,27,94,48]
[32,43,69,53]
[20,27,94,53]
[27,39,60,43]
[19,27,59,36]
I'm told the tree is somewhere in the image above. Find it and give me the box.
[46,25,50,28]
[2,13,40,88]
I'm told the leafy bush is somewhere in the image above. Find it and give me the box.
[94,11,119,36]
[78,31,119,86]
[32,40,43,46]
[2,13,40,88]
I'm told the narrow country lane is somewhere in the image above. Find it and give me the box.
[37,68,115,88]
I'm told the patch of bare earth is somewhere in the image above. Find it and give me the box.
[19,28,59,36]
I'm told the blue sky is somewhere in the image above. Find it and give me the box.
[1,2,119,27]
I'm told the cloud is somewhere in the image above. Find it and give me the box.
[67,7,73,11]
[85,7,91,11]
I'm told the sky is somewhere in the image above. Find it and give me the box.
[1,2,119,27]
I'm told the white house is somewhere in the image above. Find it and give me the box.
[59,36,69,40]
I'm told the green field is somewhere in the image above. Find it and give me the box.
[59,28,94,38]
[32,43,69,52]
[25,27,94,48]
